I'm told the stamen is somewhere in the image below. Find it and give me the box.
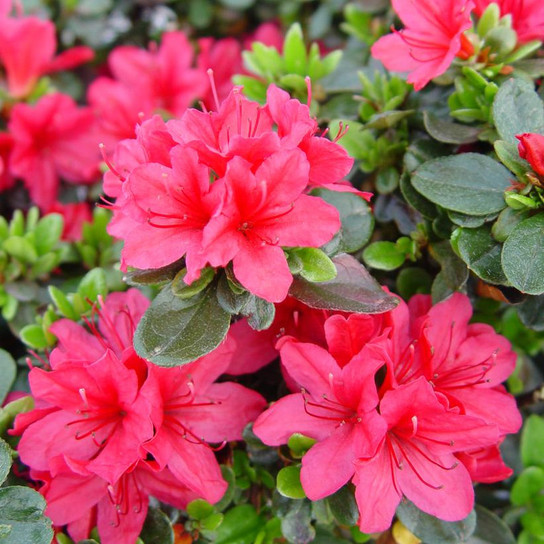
[79,388,89,408]
[394,439,444,490]
[207,69,221,112]
[99,143,126,181]
[305,76,312,108]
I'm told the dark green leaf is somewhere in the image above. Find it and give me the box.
[215,466,236,512]
[364,110,414,129]
[362,241,406,271]
[277,466,306,500]
[0,349,16,405]
[280,501,315,544]
[454,226,508,284]
[492,78,544,143]
[396,267,432,299]
[171,267,215,299]
[214,504,264,544]
[244,296,276,331]
[466,505,516,544]
[139,507,174,544]
[326,485,358,526]
[400,172,438,220]
[492,208,531,242]
[502,214,544,294]
[517,294,544,331]
[429,240,469,290]
[447,211,495,228]
[216,274,252,314]
[423,111,481,144]
[521,414,544,468]
[313,189,374,254]
[397,501,476,544]
[494,140,531,179]
[412,153,510,215]
[0,486,53,544]
[0,438,11,486]
[124,260,182,286]
[133,283,231,366]
[289,253,398,313]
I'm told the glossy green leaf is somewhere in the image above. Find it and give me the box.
[326,485,359,526]
[214,504,264,544]
[34,214,63,255]
[466,505,516,544]
[216,274,252,314]
[397,501,476,544]
[492,78,544,143]
[454,226,508,284]
[396,267,432,299]
[288,434,317,457]
[187,499,215,521]
[0,438,11,486]
[139,507,174,544]
[423,111,481,144]
[313,189,374,254]
[3,236,37,264]
[171,267,215,299]
[502,214,544,294]
[412,153,510,215]
[277,466,306,500]
[0,486,53,544]
[78,268,107,302]
[19,325,49,350]
[283,23,307,76]
[0,349,16,406]
[363,241,406,271]
[124,260,182,286]
[291,248,337,282]
[133,283,231,366]
[521,415,544,468]
[289,253,398,313]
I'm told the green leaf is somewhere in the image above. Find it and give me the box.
[219,0,254,8]
[287,434,317,457]
[312,189,374,254]
[494,140,531,179]
[291,248,337,282]
[326,485,359,526]
[139,507,174,544]
[0,486,53,544]
[492,78,544,143]
[171,267,215,299]
[364,110,414,130]
[133,283,231,366]
[277,466,306,500]
[466,505,516,544]
[429,240,469,291]
[124,260,182,286]
[0,396,34,436]
[34,214,63,255]
[412,153,510,215]
[283,23,307,76]
[521,414,544,468]
[244,296,276,331]
[423,111,481,144]
[363,241,406,271]
[187,499,215,521]
[3,236,38,263]
[397,501,476,544]
[511,467,544,505]
[19,325,49,350]
[502,214,544,294]
[289,253,399,313]
[454,226,508,284]
[78,268,107,302]
[48,286,77,320]
[517,294,544,331]
[0,438,12,486]
[396,267,432,299]
[400,172,438,220]
[214,504,264,544]
[216,274,252,314]
[280,501,315,544]
[447,210,495,228]
[492,207,531,242]
[0,349,16,405]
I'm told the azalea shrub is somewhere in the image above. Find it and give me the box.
[0,1,544,544]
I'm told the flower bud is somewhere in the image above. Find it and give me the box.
[517,133,544,176]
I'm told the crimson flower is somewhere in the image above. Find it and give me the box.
[517,132,544,176]
[371,0,475,90]
[0,9,93,99]
[9,93,100,210]
[202,149,340,302]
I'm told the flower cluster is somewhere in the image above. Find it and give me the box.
[253,293,521,533]
[106,84,358,303]
[371,0,544,90]
[12,289,266,544]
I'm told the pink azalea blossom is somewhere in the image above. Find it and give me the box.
[13,289,266,543]
[474,0,544,42]
[371,0,475,90]
[9,93,100,210]
[353,378,499,533]
[47,202,92,241]
[202,149,340,302]
[0,9,93,98]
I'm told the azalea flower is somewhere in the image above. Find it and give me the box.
[474,0,544,42]
[13,289,266,543]
[371,0,475,90]
[47,202,92,241]
[0,7,93,99]
[9,93,100,210]
[517,132,544,176]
